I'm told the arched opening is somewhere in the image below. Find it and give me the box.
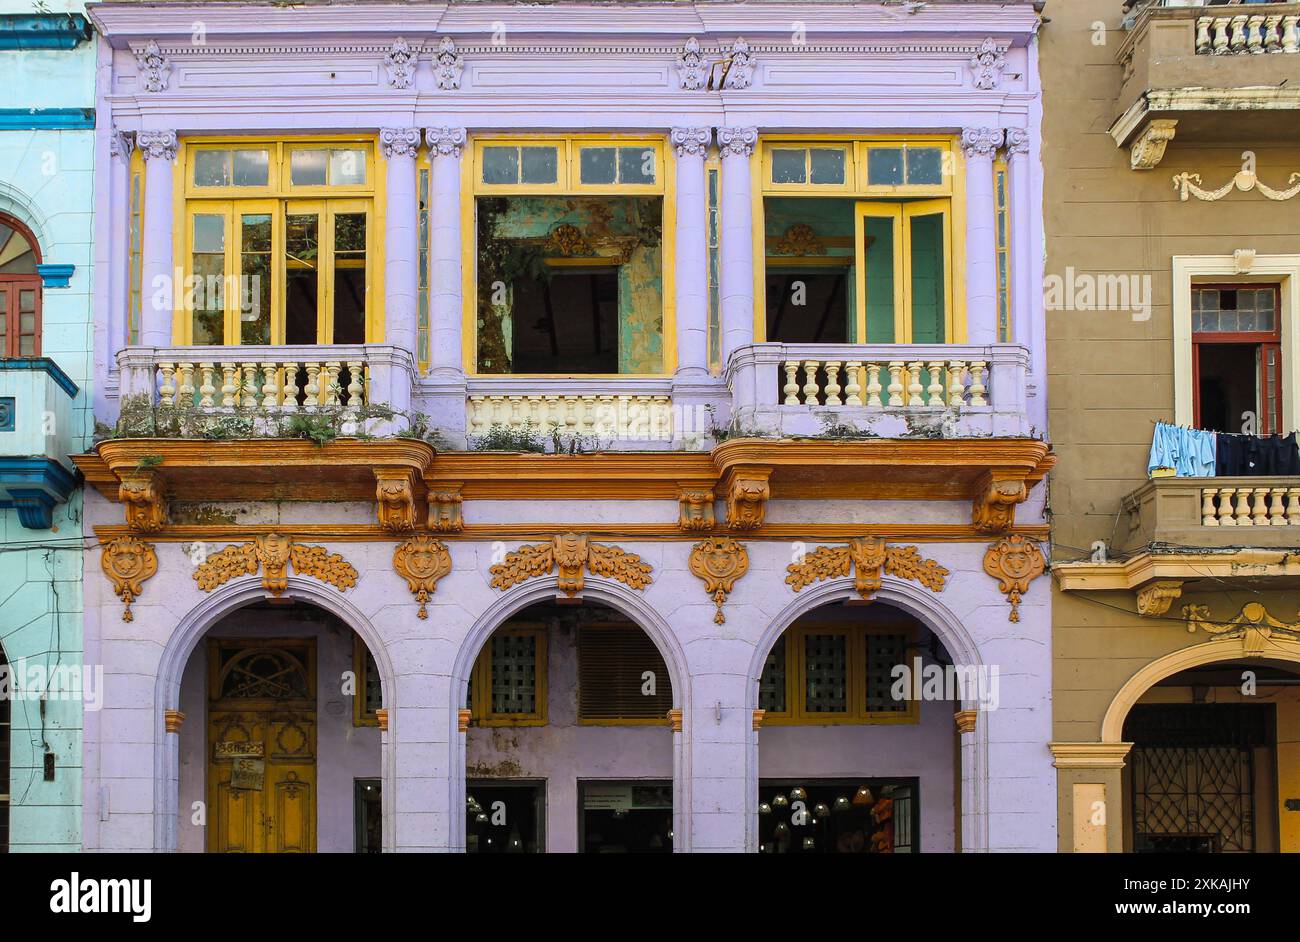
[0,214,42,357]
[461,598,677,853]
[173,598,385,853]
[754,598,975,853]
[1118,657,1300,854]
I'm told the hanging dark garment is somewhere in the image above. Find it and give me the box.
[1215,432,1300,476]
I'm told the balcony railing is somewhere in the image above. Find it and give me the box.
[463,377,676,444]
[1119,474,1300,552]
[727,342,1031,438]
[1195,11,1300,55]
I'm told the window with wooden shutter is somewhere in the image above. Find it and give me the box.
[578,624,672,724]
[469,625,548,727]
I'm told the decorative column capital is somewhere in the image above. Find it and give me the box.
[434,36,464,90]
[457,707,472,733]
[426,126,467,158]
[110,128,135,161]
[375,708,389,732]
[1004,128,1031,157]
[137,129,178,162]
[666,708,683,732]
[163,709,186,734]
[384,37,419,89]
[670,126,712,159]
[134,39,171,93]
[961,127,1004,160]
[380,127,421,159]
[954,709,978,735]
[717,126,757,159]
[1048,742,1134,770]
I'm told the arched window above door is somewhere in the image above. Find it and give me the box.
[0,215,42,357]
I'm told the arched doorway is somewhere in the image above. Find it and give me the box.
[454,590,685,853]
[158,581,393,853]
[1104,646,1300,854]
[0,214,42,357]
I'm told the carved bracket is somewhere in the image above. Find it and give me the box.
[1136,580,1184,617]
[972,472,1028,534]
[954,709,978,734]
[102,535,158,622]
[688,537,750,624]
[119,470,167,532]
[393,535,452,619]
[193,533,358,597]
[678,487,716,531]
[1130,119,1177,171]
[983,534,1046,623]
[786,536,949,601]
[726,473,770,530]
[1184,601,1300,658]
[375,467,419,532]
[489,532,652,597]
[429,484,465,532]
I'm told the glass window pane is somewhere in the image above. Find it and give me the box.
[482,146,519,185]
[520,147,557,185]
[863,215,896,343]
[867,148,904,186]
[905,147,944,185]
[239,214,272,346]
[759,640,786,714]
[490,633,537,715]
[580,147,617,185]
[771,149,806,185]
[290,149,328,186]
[285,213,319,344]
[330,149,367,186]
[618,146,656,185]
[191,214,225,345]
[333,212,367,345]
[809,148,845,185]
[804,634,847,713]
[232,149,269,187]
[866,634,909,713]
[909,212,946,343]
[193,150,229,187]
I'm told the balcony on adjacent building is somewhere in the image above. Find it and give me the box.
[0,357,80,528]
[1112,2,1300,168]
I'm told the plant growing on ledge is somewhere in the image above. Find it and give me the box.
[284,413,338,446]
[471,422,547,453]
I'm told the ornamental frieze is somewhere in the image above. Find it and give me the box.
[193,533,357,597]
[489,533,652,597]
[1184,602,1300,658]
[102,536,159,622]
[786,536,948,601]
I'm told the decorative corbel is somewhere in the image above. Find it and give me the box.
[375,468,419,532]
[102,535,158,622]
[119,471,167,532]
[164,709,186,734]
[1130,119,1177,171]
[678,487,715,531]
[752,709,766,731]
[428,485,464,532]
[457,708,472,732]
[972,472,1027,534]
[666,708,683,732]
[393,535,452,619]
[954,710,978,734]
[725,473,770,530]
[1136,580,1183,617]
[375,708,389,732]
[688,537,749,624]
[982,534,1046,623]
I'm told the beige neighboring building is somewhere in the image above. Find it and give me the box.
[1044,0,1300,853]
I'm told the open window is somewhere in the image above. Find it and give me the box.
[180,140,375,346]
[471,137,669,375]
[1192,284,1283,435]
[0,215,41,357]
[758,138,960,346]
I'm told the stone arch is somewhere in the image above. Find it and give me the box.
[743,576,989,853]
[0,183,51,253]
[1101,636,1300,744]
[447,576,692,852]
[151,577,397,852]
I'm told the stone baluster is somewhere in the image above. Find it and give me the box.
[1229,15,1249,53]
[1201,488,1219,526]
[346,361,365,407]
[1268,487,1287,525]
[1247,14,1266,54]
[1283,16,1299,54]
[303,363,321,410]
[969,362,988,406]
[157,362,176,406]
[220,363,238,409]
[843,361,863,406]
[1213,17,1231,54]
[654,395,671,438]
[1195,17,1212,54]
[321,362,341,407]
[802,361,820,405]
[1217,487,1237,526]
[1234,487,1253,526]
[198,363,216,409]
[886,361,905,407]
[926,361,945,406]
[177,362,195,407]
[783,361,800,405]
[1288,488,1300,526]
[580,395,596,434]
[905,361,924,406]
[1264,15,1283,52]
[824,361,843,406]
[241,364,259,410]
[947,361,967,407]
[282,364,301,412]
[865,364,883,407]
[1252,487,1269,526]
[261,362,280,412]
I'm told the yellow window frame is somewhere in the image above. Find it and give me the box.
[994,156,1012,343]
[850,199,955,344]
[353,634,380,728]
[470,625,548,727]
[761,143,855,195]
[127,147,146,346]
[282,141,375,197]
[761,624,919,726]
[184,142,279,198]
[463,133,677,376]
[753,134,966,344]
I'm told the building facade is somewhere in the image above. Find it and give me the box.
[78,0,1053,853]
[1045,0,1300,853]
[0,2,96,852]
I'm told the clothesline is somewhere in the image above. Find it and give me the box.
[1148,421,1300,478]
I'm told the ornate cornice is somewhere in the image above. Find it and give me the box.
[688,536,749,624]
[134,39,170,92]
[380,127,421,160]
[983,535,1045,623]
[786,536,949,601]
[383,37,418,89]
[960,126,1004,160]
[426,126,466,158]
[102,536,158,622]
[489,532,652,597]
[717,126,758,159]
[434,36,463,90]
[670,126,711,158]
[136,129,178,162]
[193,533,358,597]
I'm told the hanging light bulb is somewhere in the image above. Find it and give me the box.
[789,787,807,802]
[814,803,830,817]
[853,785,874,806]
[772,793,789,808]
[773,821,789,836]
[802,837,816,850]
[476,812,489,823]
[758,802,773,815]
[834,796,851,812]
